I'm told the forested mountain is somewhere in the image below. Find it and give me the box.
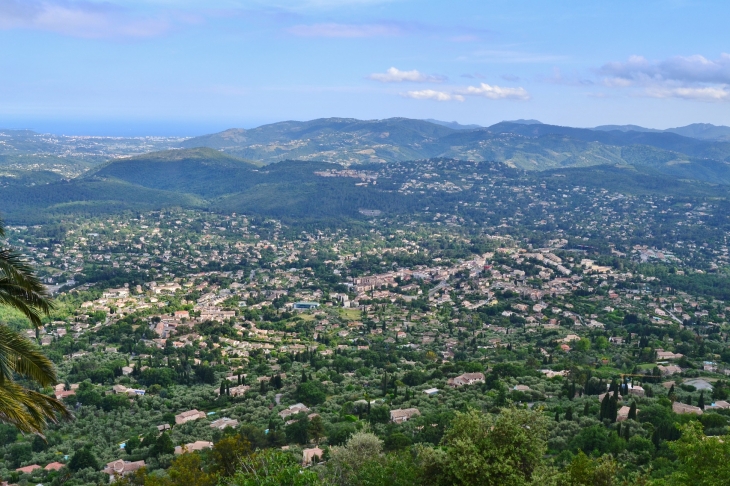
[4,118,730,182]
[2,147,729,226]
[594,123,730,141]
[178,118,730,182]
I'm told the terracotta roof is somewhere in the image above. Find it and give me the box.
[103,460,146,476]
[15,464,41,474]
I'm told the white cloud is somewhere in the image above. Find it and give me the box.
[0,0,169,39]
[402,90,464,102]
[402,83,530,102]
[368,67,445,83]
[456,83,530,100]
[287,22,402,38]
[599,53,730,85]
[645,86,730,102]
[597,53,730,102]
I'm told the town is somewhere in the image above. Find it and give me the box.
[2,188,730,484]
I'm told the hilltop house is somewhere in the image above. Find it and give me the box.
[673,402,703,415]
[175,441,213,455]
[210,417,239,430]
[302,447,324,466]
[447,372,485,388]
[103,460,146,482]
[390,408,420,424]
[175,409,206,425]
[278,403,310,419]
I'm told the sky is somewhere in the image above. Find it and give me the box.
[1,0,729,136]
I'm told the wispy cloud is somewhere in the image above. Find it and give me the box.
[463,49,568,64]
[597,53,730,102]
[599,53,730,85]
[0,0,171,39]
[286,22,403,37]
[402,89,463,102]
[368,67,446,83]
[645,86,730,102]
[456,83,530,100]
[539,67,594,86]
[403,83,530,102]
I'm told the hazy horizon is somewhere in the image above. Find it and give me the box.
[3,116,730,138]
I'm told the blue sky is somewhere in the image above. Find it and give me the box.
[1,0,729,135]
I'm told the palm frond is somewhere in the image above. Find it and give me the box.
[0,325,58,386]
[0,248,53,327]
[0,249,51,294]
[0,285,46,328]
[0,382,72,434]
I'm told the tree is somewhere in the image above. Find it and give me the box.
[285,415,310,445]
[369,406,391,424]
[351,450,419,486]
[423,407,548,486]
[384,433,412,451]
[328,431,384,485]
[698,391,706,410]
[68,445,100,471]
[296,381,326,406]
[0,224,53,327]
[228,449,322,486]
[209,435,252,477]
[628,402,637,420]
[575,338,591,352]
[153,452,215,486]
[308,415,325,444]
[565,406,573,421]
[0,323,71,436]
[150,433,175,457]
[567,450,619,486]
[126,436,141,455]
[0,221,70,434]
[665,421,730,485]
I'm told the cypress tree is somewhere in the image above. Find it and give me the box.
[616,422,622,437]
[698,391,705,410]
[609,394,619,422]
[628,401,637,420]
[583,402,590,416]
[600,393,610,420]
[220,379,226,396]
[555,411,560,423]
[565,406,573,421]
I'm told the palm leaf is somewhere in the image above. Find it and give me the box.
[0,381,72,434]
[0,219,69,434]
[0,325,58,386]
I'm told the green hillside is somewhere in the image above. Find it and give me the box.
[88,148,260,196]
[1,146,728,226]
[176,118,730,184]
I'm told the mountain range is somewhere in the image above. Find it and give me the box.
[178,118,730,183]
[3,117,730,225]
